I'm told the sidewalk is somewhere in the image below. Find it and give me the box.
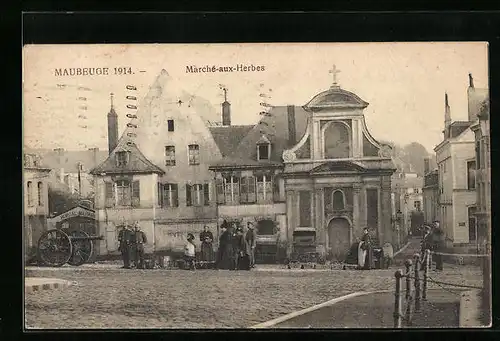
[255,289,462,328]
[25,277,75,293]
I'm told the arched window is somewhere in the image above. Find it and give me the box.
[324,122,350,159]
[37,182,43,206]
[332,190,345,210]
[27,181,33,206]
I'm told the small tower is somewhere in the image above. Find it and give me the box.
[107,93,119,155]
[444,92,451,139]
[221,86,231,126]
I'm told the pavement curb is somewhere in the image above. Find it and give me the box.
[393,240,412,258]
[25,278,75,294]
[250,290,393,329]
[459,289,485,328]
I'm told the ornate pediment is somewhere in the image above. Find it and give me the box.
[310,161,366,174]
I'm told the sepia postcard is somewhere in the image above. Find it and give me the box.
[23,43,491,329]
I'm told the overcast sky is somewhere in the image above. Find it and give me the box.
[23,42,488,153]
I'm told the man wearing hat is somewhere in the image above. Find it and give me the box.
[131,221,147,269]
[118,223,132,269]
[231,224,246,270]
[245,222,258,268]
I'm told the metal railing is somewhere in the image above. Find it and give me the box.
[393,249,483,328]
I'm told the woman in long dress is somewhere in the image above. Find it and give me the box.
[358,228,373,270]
[199,226,214,262]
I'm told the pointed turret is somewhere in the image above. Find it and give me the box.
[107,93,118,155]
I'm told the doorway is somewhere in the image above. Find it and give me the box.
[327,217,351,261]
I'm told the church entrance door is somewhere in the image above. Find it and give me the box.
[327,218,351,261]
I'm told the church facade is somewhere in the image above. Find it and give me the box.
[209,74,396,261]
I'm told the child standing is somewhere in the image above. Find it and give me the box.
[184,233,196,270]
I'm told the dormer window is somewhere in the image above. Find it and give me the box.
[257,135,271,161]
[116,151,129,167]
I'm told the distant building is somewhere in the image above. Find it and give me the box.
[434,74,487,246]
[422,157,439,225]
[24,147,108,201]
[210,71,397,261]
[392,169,423,237]
[23,153,51,254]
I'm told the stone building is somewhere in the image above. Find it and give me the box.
[210,72,396,261]
[25,147,108,201]
[23,153,51,254]
[470,95,490,251]
[90,70,221,256]
[434,75,487,246]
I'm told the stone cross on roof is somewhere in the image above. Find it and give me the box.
[329,64,341,87]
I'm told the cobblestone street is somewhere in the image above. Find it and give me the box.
[25,263,482,329]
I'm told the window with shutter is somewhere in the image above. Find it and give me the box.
[172,184,179,207]
[163,184,179,208]
[27,181,33,207]
[158,183,163,207]
[224,176,239,204]
[240,176,256,204]
[257,175,272,203]
[192,184,203,206]
[203,183,210,206]
[37,182,43,206]
[105,182,114,207]
[131,180,140,207]
[186,184,192,206]
[216,179,225,204]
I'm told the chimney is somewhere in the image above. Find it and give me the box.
[107,93,119,155]
[221,87,231,126]
[424,157,430,175]
[469,73,474,88]
[287,105,297,146]
[444,92,451,139]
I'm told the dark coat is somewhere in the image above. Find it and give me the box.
[232,232,246,254]
[200,231,214,243]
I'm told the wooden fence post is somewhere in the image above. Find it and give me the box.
[394,270,403,328]
[423,249,430,301]
[414,253,421,312]
[404,259,413,325]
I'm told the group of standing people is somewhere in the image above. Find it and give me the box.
[421,221,445,271]
[182,226,216,270]
[118,222,148,269]
[217,220,257,270]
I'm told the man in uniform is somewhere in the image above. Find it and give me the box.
[131,222,148,269]
[245,222,258,268]
[118,224,132,269]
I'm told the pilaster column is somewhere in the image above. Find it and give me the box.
[352,183,361,244]
[315,187,325,249]
[380,176,393,245]
[285,190,295,256]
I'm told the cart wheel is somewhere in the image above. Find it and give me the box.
[37,229,73,267]
[68,230,93,266]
